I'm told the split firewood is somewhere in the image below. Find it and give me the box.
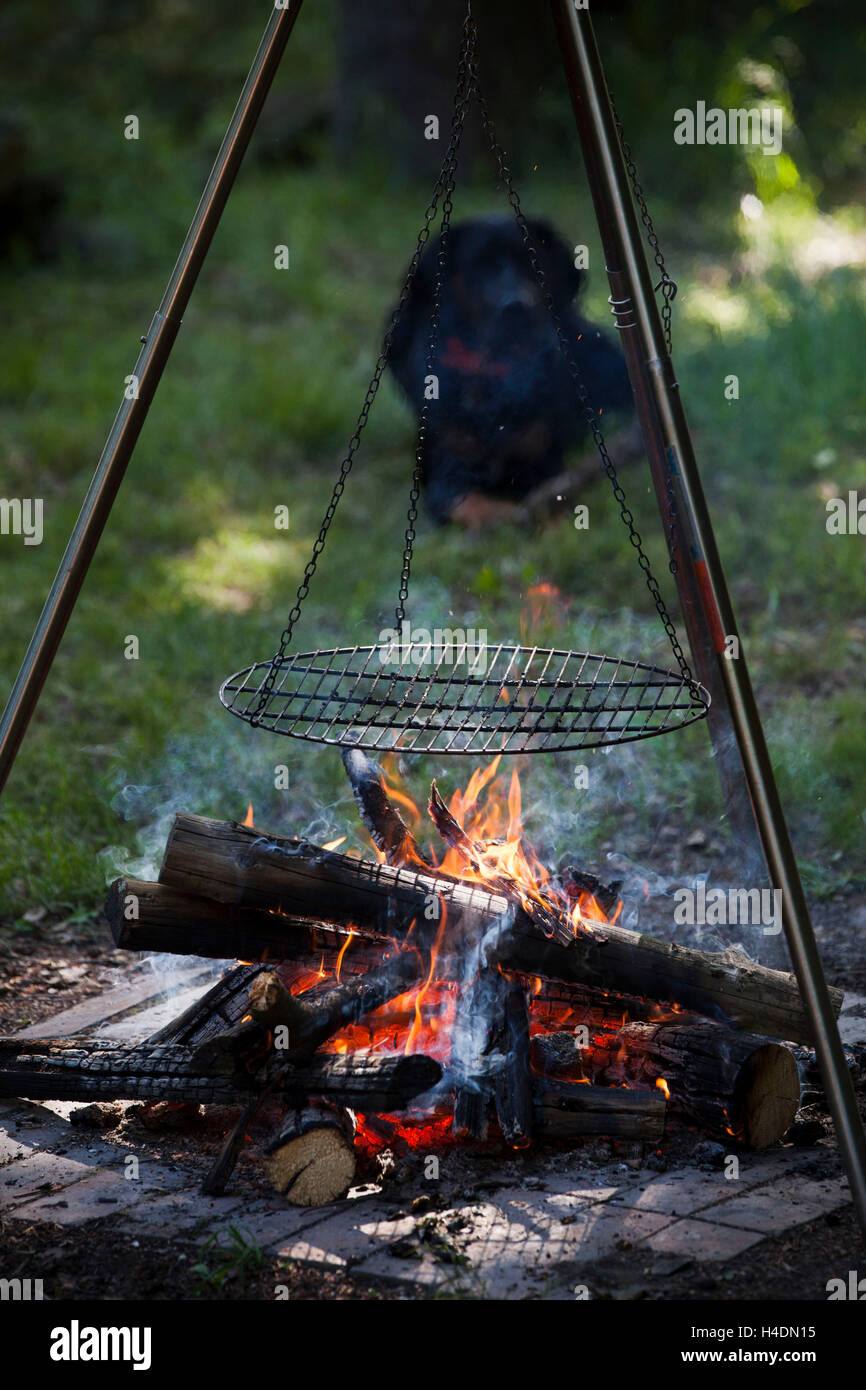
[451,967,533,1145]
[534,1020,801,1148]
[0,1038,441,1112]
[451,966,504,1142]
[341,748,429,866]
[136,814,843,1044]
[246,950,424,1059]
[533,1079,666,1141]
[149,962,269,1046]
[428,781,572,945]
[262,1104,357,1204]
[492,982,534,1148]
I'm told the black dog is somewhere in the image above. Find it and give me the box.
[387,216,635,525]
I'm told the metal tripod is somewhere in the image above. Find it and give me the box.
[1,0,863,1232]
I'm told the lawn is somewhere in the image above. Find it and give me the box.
[1,14,865,925]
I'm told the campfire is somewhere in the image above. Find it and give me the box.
[0,750,829,1208]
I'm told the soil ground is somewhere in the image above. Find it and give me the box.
[1,888,863,1304]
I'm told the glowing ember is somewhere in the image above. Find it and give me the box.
[271,759,633,1151]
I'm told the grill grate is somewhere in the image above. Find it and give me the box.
[220,644,710,756]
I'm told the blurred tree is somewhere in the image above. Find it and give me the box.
[334,0,866,210]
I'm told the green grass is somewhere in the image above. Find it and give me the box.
[2,84,865,918]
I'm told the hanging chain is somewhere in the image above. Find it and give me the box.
[253,0,693,710]
[466,29,693,682]
[249,13,476,722]
[396,9,475,624]
[609,95,677,356]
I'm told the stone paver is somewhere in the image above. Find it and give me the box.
[0,1094,852,1295]
[205,1197,346,1254]
[642,1218,765,1261]
[6,1159,191,1224]
[116,1188,247,1234]
[0,1150,95,1205]
[695,1175,850,1234]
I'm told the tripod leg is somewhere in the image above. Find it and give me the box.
[0,0,305,793]
[551,0,866,1237]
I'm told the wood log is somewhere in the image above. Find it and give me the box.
[533,1080,666,1141]
[149,963,268,1045]
[450,967,504,1142]
[0,1039,252,1106]
[534,1021,801,1148]
[452,1084,488,1141]
[147,815,842,1044]
[105,876,366,964]
[341,748,428,866]
[0,1038,441,1111]
[247,951,424,1060]
[428,782,570,943]
[156,813,507,947]
[262,1104,357,1204]
[493,982,534,1148]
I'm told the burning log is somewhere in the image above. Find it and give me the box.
[428,781,569,943]
[341,748,428,866]
[533,1080,666,1141]
[105,877,363,965]
[262,1104,357,1205]
[149,963,268,1046]
[493,981,534,1148]
[0,1038,441,1111]
[247,952,424,1060]
[155,813,506,947]
[534,1020,801,1148]
[139,814,842,1043]
[451,967,533,1143]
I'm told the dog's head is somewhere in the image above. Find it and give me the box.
[411,215,583,329]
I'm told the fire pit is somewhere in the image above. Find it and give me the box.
[1,751,821,1208]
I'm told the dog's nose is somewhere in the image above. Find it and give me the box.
[498,283,538,312]
[495,297,541,338]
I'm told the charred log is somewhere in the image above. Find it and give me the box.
[0,1038,441,1111]
[105,876,363,965]
[534,1020,801,1148]
[492,981,534,1148]
[149,963,268,1046]
[262,1104,357,1205]
[341,748,428,866]
[533,1080,666,1141]
[247,951,424,1060]
[139,815,842,1044]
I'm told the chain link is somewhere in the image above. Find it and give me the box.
[249,12,476,722]
[254,0,693,713]
[396,8,475,624]
[465,29,692,682]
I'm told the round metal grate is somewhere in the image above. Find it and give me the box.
[220,644,710,756]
